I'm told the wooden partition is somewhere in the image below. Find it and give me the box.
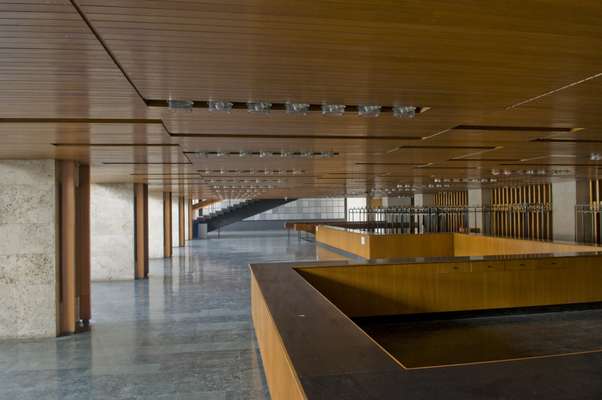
[452,233,600,256]
[315,226,599,259]
[251,274,306,400]
[316,226,454,259]
[298,255,602,318]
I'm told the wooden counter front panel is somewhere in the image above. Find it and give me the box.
[251,273,306,400]
[315,226,600,260]
[453,234,600,257]
[298,256,602,317]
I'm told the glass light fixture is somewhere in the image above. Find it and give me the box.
[247,101,272,113]
[393,105,417,118]
[286,102,310,114]
[167,99,194,110]
[358,104,381,117]
[321,103,346,116]
[208,100,233,112]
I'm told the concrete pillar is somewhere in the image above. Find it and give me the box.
[91,184,135,281]
[172,195,179,248]
[552,180,577,242]
[467,189,480,233]
[0,160,58,339]
[148,191,164,259]
[414,193,434,207]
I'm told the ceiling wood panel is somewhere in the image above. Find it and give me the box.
[0,1,601,198]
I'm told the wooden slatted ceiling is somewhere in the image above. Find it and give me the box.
[0,1,150,118]
[77,0,602,106]
[0,1,602,198]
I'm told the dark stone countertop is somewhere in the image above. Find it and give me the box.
[250,259,602,399]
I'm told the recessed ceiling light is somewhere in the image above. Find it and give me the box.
[247,101,272,113]
[208,100,233,112]
[321,103,346,116]
[286,102,310,114]
[358,104,381,117]
[167,99,194,110]
[393,105,417,118]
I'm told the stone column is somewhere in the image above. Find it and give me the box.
[148,191,164,259]
[467,188,491,234]
[0,160,58,339]
[413,193,434,207]
[91,184,135,281]
[172,194,179,248]
[552,180,578,242]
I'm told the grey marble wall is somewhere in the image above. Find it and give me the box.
[148,192,164,259]
[91,184,134,281]
[0,160,58,339]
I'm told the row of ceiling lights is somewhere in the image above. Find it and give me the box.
[200,169,306,175]
[434,177,498,183]
[189,150,338,158]
[167,99,420,118]
[490,169,571,176]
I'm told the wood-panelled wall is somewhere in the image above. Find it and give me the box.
[491,184,552,240]
[298,255,602,318]
[433,191,468,232]
[433,191,468,207]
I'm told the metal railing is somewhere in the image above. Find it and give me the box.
[346,205,553,240]
[347,207,473,234]
[576,204,601,244]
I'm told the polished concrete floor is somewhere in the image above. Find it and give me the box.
[0,232,329,399]
[359,309,602,368]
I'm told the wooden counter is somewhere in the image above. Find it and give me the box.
[315,225,600,259]
[251,256,602,399]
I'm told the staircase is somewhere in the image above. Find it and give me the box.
[194,198,296,235]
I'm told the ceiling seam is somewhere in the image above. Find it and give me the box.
[69,0,149,106]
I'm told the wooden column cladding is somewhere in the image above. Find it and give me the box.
[134,183,149,279]
[76,164,91,323]
[188,198,194,240]
[179,196,186,247]
[59,160,77,335]
[163,192,172,257]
